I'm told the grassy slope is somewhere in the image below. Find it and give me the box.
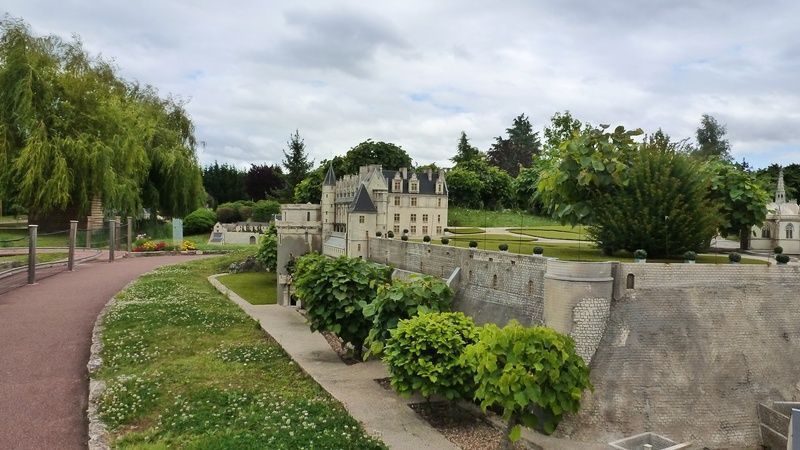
[96,252,385,449]
[448,207,561,228]
[507,226,587,241]
[217,272,278,305]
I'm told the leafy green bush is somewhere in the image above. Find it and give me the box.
[776,254,790,264]
[251,199,281,222]
[383,312,478,401]
[775,246,784,254]
[293,254,392,359]
[728,252,741,263]
[634,249,647,260]
[387,231,395,238]
[469,241,478,248]
[462,322,592,444]
[363,275,452,357]
[238,206,253,221]
[376,231,382,237]
[533,246,544,255]
[441,237,450,245]
[401,235,408,241]
[423,235,431,243]
[498,243,508,251]
[216,204,240,223]
[683,251,697,261]
[183,208,216,235]
[255,234,277,271]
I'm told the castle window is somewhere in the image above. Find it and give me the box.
[437,198,442,207]
[787,223,794,239]
[394,213,400,222]
[411,182,418,192]
[393,225,400,233]
[422,226,428,234]
[411,197,417,206]
[359,215,365,224]
[422,214,428,222]
[394,180,401,191]
[437,214,441,223]
[358,244,361,252]
[410,225,417,234]
[762,227,770,238]
[436,182,442,194]
[436,226,442,235]
[411,214,417,222]
[394,196,400,206]
[307,212,311,221]
[626,274,635,289]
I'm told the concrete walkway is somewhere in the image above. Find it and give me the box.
[208,274,459,450]
[0,254,207,450]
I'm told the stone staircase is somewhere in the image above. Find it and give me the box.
[758,401,800,449]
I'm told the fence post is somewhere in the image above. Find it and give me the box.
[68,220,77,271]
[127,216,133,252]
[109,220,116,262]
[27,225,37,285]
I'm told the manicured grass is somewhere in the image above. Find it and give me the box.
[217,272,278,305]
[182,232,257,251]
[444,227,485,234]
[507,225,587,241]
[95,251,385,449]
[0,252,69,267]
[448,207,561,228]
[435,239,767,264]
[0,229,71,247]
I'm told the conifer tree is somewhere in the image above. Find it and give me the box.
[282,129,313,197]
[451,131,481,165]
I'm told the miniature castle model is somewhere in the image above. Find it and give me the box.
[208,221,270,245]
[750,168,800,254]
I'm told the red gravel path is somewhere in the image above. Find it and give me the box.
[0,254,209,450]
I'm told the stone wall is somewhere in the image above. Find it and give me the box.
[559,263,800,448]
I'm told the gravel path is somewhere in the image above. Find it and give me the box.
[0,254,208,450]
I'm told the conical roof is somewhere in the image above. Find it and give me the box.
[323,164,337,186]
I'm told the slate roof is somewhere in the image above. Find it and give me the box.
[323,164,337,186]
[381,170,447,195]
[350,184,377,213]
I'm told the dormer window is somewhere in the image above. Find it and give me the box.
[410,182,418,192]
[394,180,401,191]
[435,181,443,194]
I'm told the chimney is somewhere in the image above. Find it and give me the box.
[426,167,433,179]
[400,167,407,179]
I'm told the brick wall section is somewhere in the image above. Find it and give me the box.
[559,264,800,448]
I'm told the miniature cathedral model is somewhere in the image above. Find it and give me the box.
[750,168,800,254]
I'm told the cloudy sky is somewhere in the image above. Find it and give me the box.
[4,1,799,169]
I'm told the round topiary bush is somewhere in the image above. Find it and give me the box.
[533,246,544,255]
[401,235,408,241]
[441,237,450,245]
[183,208,217,235]
[776,254,790,264]
[215,204,239,223]
[634,249,647,261]
[443,227,450,233]
[403,229,409,234]
[383,312,479,401]
[423,235,431,243]
[375,231,382,237]
[775,246,784,254]
[498,243,508,251]
[469,240,478,248]
[728,252,742,263]
[683,251,697,262]
[387,230,395,238]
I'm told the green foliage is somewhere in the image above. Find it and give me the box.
[533,246,544,255]
[775,246,784,254]
[401,235,408,241]
[215,201,261,223]
[203,161,246,205]
[255,233,277,272]
[588,141,718,257]
[451,131,482,165]
[293,254,392,358]
[441,237,449,245]
[423,235,431,243]
[449,159,514,209]
[728,252,741,263]
[706,161,768,248]
[282,130,313,197]
[0,18,203,223]
[376,231,382,237]
[445,167,484,208]
[683,251,697,261]
[251,199,281,222]
[183,208,217,235]
[542,111,589,153]
[363,276,453,357]
[693,114,731,161]
[498,243,509,251]
[462,322,592,441]
[383,312,479,401]
[469,240,478,248]
[536,124,642,226]
[387,230,395,238]
[634,249,647,260]
[757,163,800,201]
[215,205,238,223]
[487,114,541,177]
[339,140,412,175]
[244,164,284,201]
[512,167,542,212]
[776,254,790,264]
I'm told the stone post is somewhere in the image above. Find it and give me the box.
[27,225,37,285]
[86,217,92,249]
[109,219,116,262]
[68,220,77,271]
[127,216,133,253]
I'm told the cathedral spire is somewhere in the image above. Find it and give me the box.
[776,167,786,204]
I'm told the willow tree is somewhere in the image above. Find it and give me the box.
[0,18,202,229]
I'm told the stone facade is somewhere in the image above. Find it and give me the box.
[275,204,322,305]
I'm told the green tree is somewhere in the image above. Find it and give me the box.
[693,114,732,161]
[536,125,643,226]
[244,163,285,201]
[512,167,541,212]
[451,131,481,165]
[589,139,718,257]
[706,161,768,249]
[282,130,313,197]
[255,224,278,271]
[340,140,413,174]
[203,162,246,205]
[487,114,541,177]
[445,167,484,208]
[462,322,592,447]
[542,111,587,153]
[757,163,800,201]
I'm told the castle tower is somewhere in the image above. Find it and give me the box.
[321,164,336,239]
[776,167,786,204]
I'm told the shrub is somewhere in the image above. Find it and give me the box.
[401,235,408,241]
[255,234,277,271]
[443,228,450,233]
[533,246,544,255]
[238,206,254,221]
[403,229,409,234]
[383,312,479,401]
[683,251,697,261]
[363,275,452,357]
[183,208,217,235]
[498,243,508,251]
[728,252,741,263]
[252,199,281,222]
[634,249,647,260]
[423,235,431,243]
[375,231,382,237]
[387,231,395,238]
[462,322,593,444]
[441,237,450,245]
[776,254,790,264]
[775,246,784,255]
[293,254,392,359]
[215,204,240,223]
[601,246,614,256]
[469,241,478,248]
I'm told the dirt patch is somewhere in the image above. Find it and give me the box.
[409,401,532,450]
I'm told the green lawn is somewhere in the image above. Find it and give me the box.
[217,272,278,305]
[0,252,68,267]
[95,252,385,449]
[0,229,71,247]
[444,227,485,234]
[507,225,587,241]
[448,207,561,228]
[433,239,766,264]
